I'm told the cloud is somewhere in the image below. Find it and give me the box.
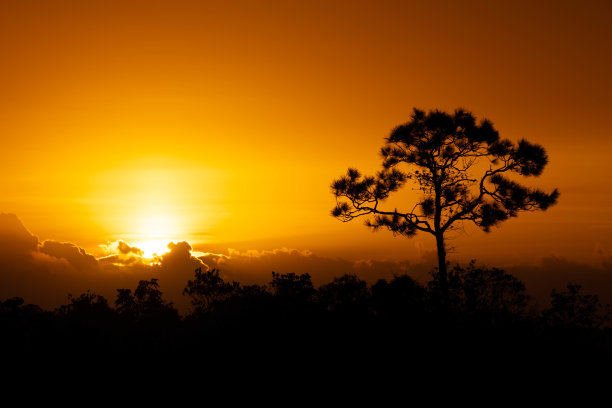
[2,213,612,314]
[98,253,144,266]
[117,240,144,256]
[98,240,147,266]
[0,213,38,259]
[39,240,99,272]
[595,244,612,270]
[0,214,205,310]
[198,247,437,287]
[0,214,438,312]
[505,253,612,308]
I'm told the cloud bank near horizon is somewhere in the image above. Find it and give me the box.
[1,213,612,312]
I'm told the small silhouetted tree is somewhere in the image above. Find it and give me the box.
[57,291,113,318]
[542,284,611,330]
[429,261,529,323]
[318,274,370,314]
[115,288,137,319]
[371,275,427,320]
[331,108,559,305]
[115,279,177,321]
[0,297,25,313]
[269,272,315,301]
[183,267,240,315]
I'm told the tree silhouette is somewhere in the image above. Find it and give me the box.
[269,272,315,300]
[269,272,317,320]
[371,275,427,320]
[183,267,240,315]
[56,291,116,346]
[331,108,559,305]
[318,274,370,315]
[115,279,178,321]
[430,261,529,323]
[542,284,611,330]
[57,291,113,317]
[115,288,137,319]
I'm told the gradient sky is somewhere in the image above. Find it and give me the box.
[1,0,612,272]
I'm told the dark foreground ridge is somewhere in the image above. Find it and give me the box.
[1,262,611,372]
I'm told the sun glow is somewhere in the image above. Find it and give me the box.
[136,213,179,239]
[86,159,227,254]
[131,213,180,257]
[133,239,172,258]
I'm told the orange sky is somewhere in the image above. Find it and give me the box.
[1,0,612,273]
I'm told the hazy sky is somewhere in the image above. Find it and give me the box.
[1,0,611,270]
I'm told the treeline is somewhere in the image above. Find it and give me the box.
[1,262,611,367]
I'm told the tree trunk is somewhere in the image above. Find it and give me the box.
[435,232,449,308]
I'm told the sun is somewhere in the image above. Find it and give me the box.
[134,239,172,258]
[88,160,225,257]
[132,213,180,257]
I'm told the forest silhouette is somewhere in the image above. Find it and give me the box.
[1,263,611,369]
